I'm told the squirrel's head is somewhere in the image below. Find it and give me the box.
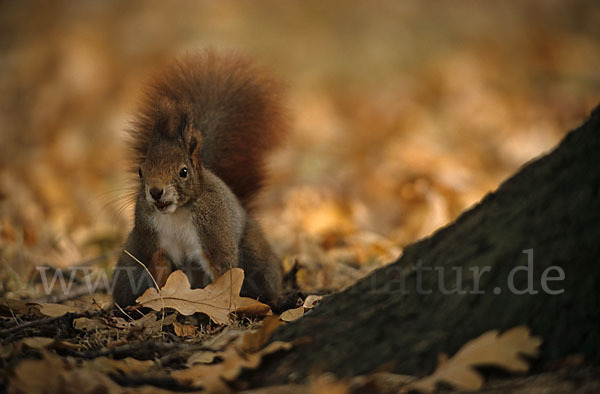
[137,107,202,214]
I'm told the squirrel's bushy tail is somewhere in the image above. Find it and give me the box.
[129,50,288,208]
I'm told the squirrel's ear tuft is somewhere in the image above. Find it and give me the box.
[188,134,200,156]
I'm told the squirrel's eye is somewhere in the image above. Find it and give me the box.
[138,168,142,178]
[179,167,188,178]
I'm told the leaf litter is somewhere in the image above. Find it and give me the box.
[3,269,294,393]
[2,260,545,394]
[136,268,272,325]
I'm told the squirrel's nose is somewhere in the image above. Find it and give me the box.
[149,187,164,201]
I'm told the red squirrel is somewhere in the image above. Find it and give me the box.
[112,50,288,310]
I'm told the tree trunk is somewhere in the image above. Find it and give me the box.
[260,106,600,384]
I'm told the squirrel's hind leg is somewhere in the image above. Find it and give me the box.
[238,217,285,310]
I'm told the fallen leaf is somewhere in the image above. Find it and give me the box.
[31,302,82,317]
[19,337,79,351]
[303,295,323,309]
[280,306,304,322]
[89,356,155,375]
[173,341,292,387]
[0,344,11,359]
[407,326,542,393]
[350,372,414,393]
[73,317,113,330]
[240,373,351,394]
[0,299,36,316]
[187,351,219,366]
[174,316,291,387]
[136,269,271,325]
[71,294,113,311]
[309,373,350,394]
[9,351,175,394]
[19,337,55,349]
[9,352,65,394]
[235,303,274,318]
[239,316,283,352]
[1,337,80,359]
[73,312,175,332]
[202,327,246,351]
[279,295,323,321]
[173,321,197,337]
[132,312,177,332]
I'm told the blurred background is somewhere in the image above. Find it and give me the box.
[1,0,599,298]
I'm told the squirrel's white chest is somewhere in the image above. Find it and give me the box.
[150,209,211,278]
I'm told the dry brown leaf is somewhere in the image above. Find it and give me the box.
[237,384,306,394]
[407,326,542,393]
[173,321,198,337]
[0,344,11,359]
[202,327,246,351]
[30,302,82,317]
[18,337,55,349]
[9,352,65,394]
[242,374,350,394]
[187,351,219,366]
[73,316,133,330]
[73,312,175,333]
[350,372,415,393]
[89,356,155,375]
[303,295,323,309]
[235,302,274,318]
[73,317,111,330]
[308,373,350,394]
[133,312,176,330]
[19,337,80,351]
[173,341,292,387]
[239,316,283,352]
[136,269,271,325]
[127,313,155,329]
[9,351,178,394]
[174,316,291,387]
[1,337,80,359]
[280,306,304,322]
[0,299,37,316]
[71,293,113,311]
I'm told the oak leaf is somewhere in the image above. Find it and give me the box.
[174,316,291,387]
[10,351,170,394]
[174,340,291,388]
[136,269,271,325]
[407,326,542,393]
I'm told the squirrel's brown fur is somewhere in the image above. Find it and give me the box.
[112,50,289,310]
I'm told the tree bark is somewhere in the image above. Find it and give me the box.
[259,106,600,384]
